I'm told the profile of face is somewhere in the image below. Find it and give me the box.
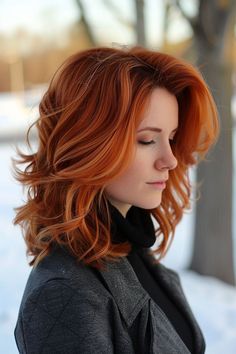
[104,87,178,217]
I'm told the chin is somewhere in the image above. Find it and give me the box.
[135,198,162,210]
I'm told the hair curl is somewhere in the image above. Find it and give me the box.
[13,46,219,269]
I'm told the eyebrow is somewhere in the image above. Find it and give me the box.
[137,127,178,133]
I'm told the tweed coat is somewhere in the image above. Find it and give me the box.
[15,247,205,353]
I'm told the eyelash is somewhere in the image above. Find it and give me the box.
[138,140,155,145]
[138,139,175,146]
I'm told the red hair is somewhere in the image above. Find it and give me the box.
[13,46,219,269]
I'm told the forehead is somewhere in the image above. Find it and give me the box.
[138,87,178,130]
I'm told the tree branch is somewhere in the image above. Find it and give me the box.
[102,0,134,29]
[174,0,198,30]
[75,0,97,46]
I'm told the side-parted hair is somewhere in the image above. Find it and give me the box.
[13,46,219,269]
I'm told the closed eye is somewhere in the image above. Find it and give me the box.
[138,140,155,145]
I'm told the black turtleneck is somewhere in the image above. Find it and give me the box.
[109,202,194,353]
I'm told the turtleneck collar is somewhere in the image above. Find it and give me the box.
[108,202,156,249]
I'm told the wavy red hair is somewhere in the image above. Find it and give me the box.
[13,46,219,269]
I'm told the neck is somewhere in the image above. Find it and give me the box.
[106,199,132,218]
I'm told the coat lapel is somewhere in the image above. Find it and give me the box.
[98,256,150,327]
[140,250,206,354]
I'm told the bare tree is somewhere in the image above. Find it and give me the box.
[173,0,236,285]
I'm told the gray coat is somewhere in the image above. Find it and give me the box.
[15,247,205,353]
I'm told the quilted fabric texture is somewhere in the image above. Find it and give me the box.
[16,280,117,353]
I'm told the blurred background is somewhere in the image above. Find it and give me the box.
[0,0,236,353]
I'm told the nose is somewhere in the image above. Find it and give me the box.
[154,145,178,171]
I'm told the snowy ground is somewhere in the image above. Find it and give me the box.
[1,91,236,353]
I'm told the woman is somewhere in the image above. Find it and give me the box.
[14,46,218,353]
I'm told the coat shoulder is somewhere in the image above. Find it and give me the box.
[15,248,119,353]
[22,247,112,302]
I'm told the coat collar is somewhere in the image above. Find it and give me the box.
[99,256,150,327]
[99,250,205,354]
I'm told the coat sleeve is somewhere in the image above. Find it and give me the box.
[15,279,114,354]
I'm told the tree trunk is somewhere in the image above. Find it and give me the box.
[189,0,236,285]
[134,0,146,46]
[190,49,235,284]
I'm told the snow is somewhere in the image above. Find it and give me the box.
[0,87,43,138]
[0,90,236,353]
[180,271,236,353]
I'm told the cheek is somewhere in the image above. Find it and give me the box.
[107,169,137,191]
[118,158,145,184]
[105,161,144,195]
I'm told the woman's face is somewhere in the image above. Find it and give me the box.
[105,87,178,217]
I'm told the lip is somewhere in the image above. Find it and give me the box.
[147,179,168,184]
[146,180,167,190]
